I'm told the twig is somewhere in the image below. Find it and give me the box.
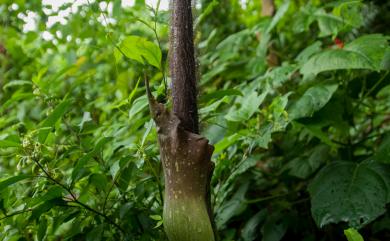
[0,209,33,221]
[31,157,126,236]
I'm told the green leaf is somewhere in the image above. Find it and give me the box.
[261,213,289,241]
[71,137,113,182]
[2,80,32,91]
[199,96,228,115]
[314,9,345,37]
[214,133,240,154]
[333,1,364,29]
[308,161,390,228]
[0,175,30,191]
[86,225,104,241]
[296,41,322,64]
[287,145,330,179]
[266,0,291,33]
[150,214,162,221]
[118,35,162,69]
[141,120,154,146]
[128,77,141,105]
[241,210,267,241]
[373,134,390,164]
[37,216,47,241]
[301,34,389,77]
[289,84,338,120]
[154,220,163,229]
[216,155,261,209]
[31,200,57,220]
[29,186,64,207]
[129,95,149,119]
[89,173,108,191]
[0,135,21,148]
[38,98,72,143]
[199,89,243,103]
[78,112,92,131]
[215,182,249,228]
[0,92,34,113]
[225,91,267,122]
[344,228,364,241]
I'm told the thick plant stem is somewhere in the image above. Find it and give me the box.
[146,80,215,241]
[170,0,199,133]
[145,0,216,240]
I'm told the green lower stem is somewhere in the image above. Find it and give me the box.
[164,195,215,241]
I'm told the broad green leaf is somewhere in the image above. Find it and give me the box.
[141,120,154,146]
[215,182,249,228]
[267,93,290,132]
[0,175,30,191]
[31,68,48,89]
[256,124,273,149]
[214,133,240,154]
[89,173,108,191]
[225,155,260,188]
[266,0,290,33]
[241,210,267,241]
[78,112,92,131]
[37,216,47,241]
[200,96,228,115]
[381,48,390,70]
[0,92,34,113]
[200,89,243,103]
[261,213,289,241]
[110,160,121,178]
[301,34,389,77]
[129,95,149,119]
[201,63,229,84]
[118,35,162,69]
[154,220,163,229]
[128,77,141,105]
[225,91,267,122]
[150,214,164,228]
[296,41,322,64]
[344,228,364,241]
[216,155,260,216]
[373,134,390,164]
[195,0,219,28]
[2,80,32,90]
[72,137,113,182]
[86,225,104,241]
[0,135,20,148]
[289,84,338,120]
[29,186,64,207]
[345,34,389,69]
[38,98,72,143]
[333,1,363,28]
[150,214,162,221]
[308,161,390,228]
[314,9,345,37]
[31,199,65,220]
[0,140,20,148]
[287,145,330,179]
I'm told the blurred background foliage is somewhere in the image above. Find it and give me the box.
[0,0,389,240]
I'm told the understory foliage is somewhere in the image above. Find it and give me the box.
[0,0,389,240]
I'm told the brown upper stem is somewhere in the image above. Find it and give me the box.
[170,0,199,134]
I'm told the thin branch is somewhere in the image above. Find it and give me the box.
[31,157,126,236]
[355,71,389,111]
[244,193,289,204]
[0,209,33,221]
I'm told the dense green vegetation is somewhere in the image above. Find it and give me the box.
[0,0,389,240]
